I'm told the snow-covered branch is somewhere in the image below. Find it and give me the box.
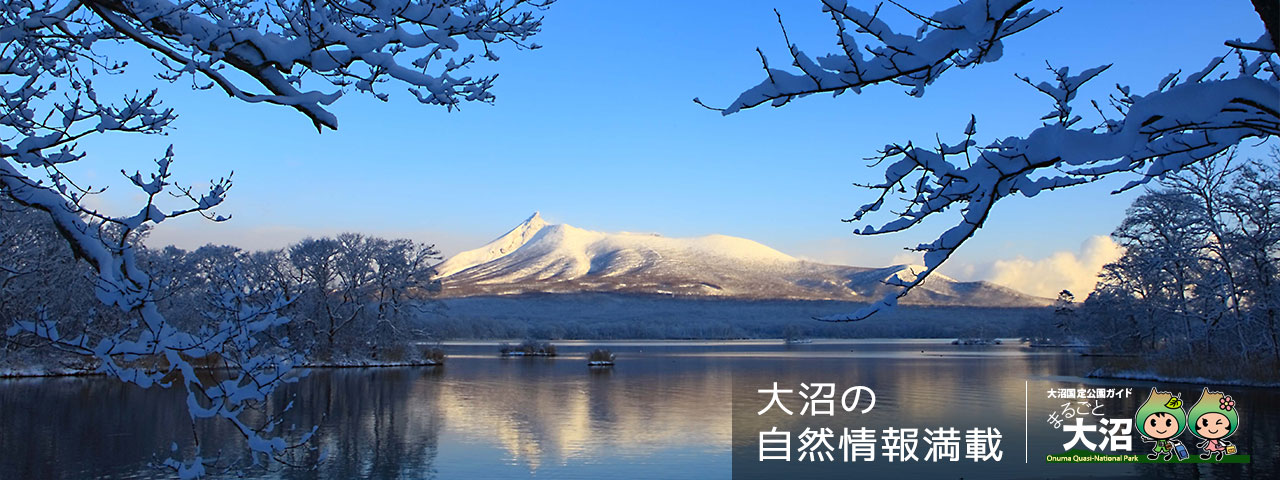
[697,0,1056,114]
[713,0,1279,321]
[84,0,552,128]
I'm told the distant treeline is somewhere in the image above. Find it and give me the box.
[426,294,1052,340]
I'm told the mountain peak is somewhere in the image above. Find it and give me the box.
[434,212,549,278]
[525,211,544,225]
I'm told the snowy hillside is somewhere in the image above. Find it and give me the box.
[434,213,1050,307]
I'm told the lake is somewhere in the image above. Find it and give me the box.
[1,340,1275,479]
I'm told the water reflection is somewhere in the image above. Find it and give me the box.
[0,341,1275,479]
[280,368,447,479]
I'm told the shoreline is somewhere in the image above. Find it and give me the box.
[6,340,1275,388]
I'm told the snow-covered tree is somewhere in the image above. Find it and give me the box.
[709,0,1278,320]
[0,198,119,368]
[286,233,440,358]
[2,0,551,475]
[1218,155,1280,361]
[365,237,442,347]
[1077,153,1280,378]
[1112,188,1210,338]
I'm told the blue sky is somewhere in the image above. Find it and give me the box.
[74,0,1269,295]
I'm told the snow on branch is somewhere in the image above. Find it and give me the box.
[696,0,1056,114]
[713,0,1279,321]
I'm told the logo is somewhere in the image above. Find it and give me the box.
[1045,386,1248,464]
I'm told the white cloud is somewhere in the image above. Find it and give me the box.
[985,235,1123,298]
[889,252,922,266]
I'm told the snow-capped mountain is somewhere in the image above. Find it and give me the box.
[434,213,1050,306]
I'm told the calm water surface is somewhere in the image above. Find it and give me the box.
[1,340,1275,479]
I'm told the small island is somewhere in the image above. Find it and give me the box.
[588,348,616,366]
[500,340,558,357]
[782,324,813,344]
[952,338,1003,346]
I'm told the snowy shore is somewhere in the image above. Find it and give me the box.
[1086,368,1280,388]
[1,359,442,379]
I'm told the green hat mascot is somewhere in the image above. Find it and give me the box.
[1135,388,1187,461]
